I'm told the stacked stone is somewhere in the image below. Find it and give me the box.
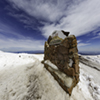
[44,33,79,95]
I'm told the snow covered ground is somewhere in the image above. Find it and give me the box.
[82,55,100,64]
[0,51,100,100]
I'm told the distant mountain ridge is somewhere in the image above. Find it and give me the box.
[0,50,100,55]
[79,52,100,55]
[13,51,100,55]
[13,51,44,54]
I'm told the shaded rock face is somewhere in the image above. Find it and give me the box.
[44,30,80,95]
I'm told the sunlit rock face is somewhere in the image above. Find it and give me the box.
[43,30,80,95]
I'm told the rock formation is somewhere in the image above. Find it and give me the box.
[43,30,80,95]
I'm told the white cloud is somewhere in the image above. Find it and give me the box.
[77,40,81,43]
[0,22,25,39]
[91,36,100,40]
[78,45,100,52]
[4,0,100,52]
[42,0,100,38]
[0,36,44,52]
[77,42,93,52]
[8,0,71,22]
[78,43,90,47]
[8,12,39,30]
[8,0,100,39]
[87,33,100,42]
[0,22,44,52]
[98,33,100,35]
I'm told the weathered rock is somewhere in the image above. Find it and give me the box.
[61,30,70,36]
[47,36,52,44]
[69,47,78,54]
[68,35,76,40]
[44,30,80,95]
[73,64,79,74]
[61,38,69,48]
[63,68,75,77]
[49,36,63,45]
[57,46,69,55]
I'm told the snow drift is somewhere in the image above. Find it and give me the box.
[0,51,100,100]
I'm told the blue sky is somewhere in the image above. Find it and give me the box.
[0,0,100,53]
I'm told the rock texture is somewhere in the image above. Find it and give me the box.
[43,30,80,95]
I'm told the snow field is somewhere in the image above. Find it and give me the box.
[0,51,100,100]
[83,55,100,64]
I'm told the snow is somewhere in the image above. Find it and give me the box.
[0,51,100,100]
[79,64,100,100]
[44,60,73,88]
[32,54,44,61]
[44,60,58,70]
[69,59,73,67]
[51,30,66,39]
[82,55,100,64]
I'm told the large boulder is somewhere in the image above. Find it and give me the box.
[43,30,80,95]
